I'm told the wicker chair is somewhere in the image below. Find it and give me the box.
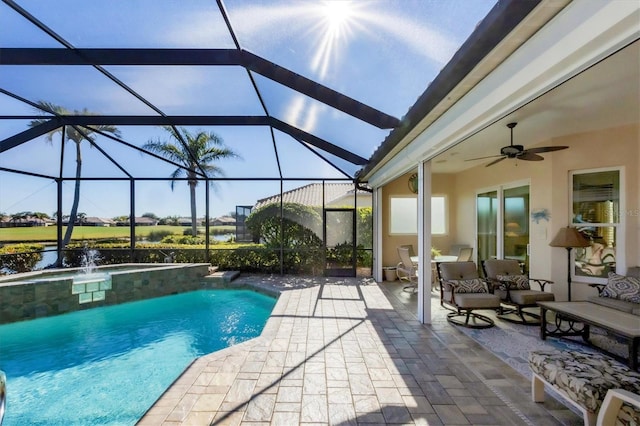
[437,261,501,328]
[482,259,554,325]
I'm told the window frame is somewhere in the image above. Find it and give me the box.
[569,166,625,284]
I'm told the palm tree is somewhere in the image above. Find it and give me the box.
[143,127,239,236]
[29,101,121,265]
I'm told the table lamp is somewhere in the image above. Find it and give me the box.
[549,226,590,301]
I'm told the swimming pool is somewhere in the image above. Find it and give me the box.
[0,289,276,425]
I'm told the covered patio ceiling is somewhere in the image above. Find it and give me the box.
[431,39,639,174]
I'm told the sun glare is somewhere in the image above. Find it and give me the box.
[322,1,354,28]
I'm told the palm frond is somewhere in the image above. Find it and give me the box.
[169,168,185,191]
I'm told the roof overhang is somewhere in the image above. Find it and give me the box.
[360,0,639,185]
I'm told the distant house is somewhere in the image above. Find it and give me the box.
[0,216,52,228]
[253,183,372,210]
[135,217,159,226]
[0,216,56,228]
[83,217,116,227]
[211,216,236,226]
[177,217,193,226]
[115,217,159,226]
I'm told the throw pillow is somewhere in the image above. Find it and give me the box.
[496,274,530,290]
[450,278,487,294]
[602,272,640,303]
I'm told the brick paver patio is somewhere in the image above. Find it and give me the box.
[139,275,580,425]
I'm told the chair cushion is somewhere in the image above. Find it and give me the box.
[602,272,640,303]
[453,293,501,309]
[528,350,640,413]
[508,289,554,305]
[496,274,530,290]
[449,278,487,293]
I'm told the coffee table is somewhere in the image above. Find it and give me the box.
[538,301,640,370]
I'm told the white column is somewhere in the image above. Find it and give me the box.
[373,186,383,282]
[417,160,432,324]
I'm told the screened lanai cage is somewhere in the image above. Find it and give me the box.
[0,0,496,276]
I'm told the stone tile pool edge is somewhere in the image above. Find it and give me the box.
[138,273,293,424]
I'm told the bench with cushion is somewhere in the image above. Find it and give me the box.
[587,269,640,316]
[597,388,640,426]
[529,349,640,426]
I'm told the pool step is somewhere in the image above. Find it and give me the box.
[203,270,240,287]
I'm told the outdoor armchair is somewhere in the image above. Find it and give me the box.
[482,258,554,325]
[437,261,501,328]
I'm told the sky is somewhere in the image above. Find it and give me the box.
[0,0,496,219]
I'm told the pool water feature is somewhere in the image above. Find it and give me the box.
[0,263,210,323]
[0,289,276,425]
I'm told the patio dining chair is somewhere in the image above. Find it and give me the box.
[482,259,554,325]
[456,247,473,262]
[396,246,418,293]
[436,261,501,328]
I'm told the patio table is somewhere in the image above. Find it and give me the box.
[538,301,640,370]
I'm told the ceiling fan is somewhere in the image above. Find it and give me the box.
[466,122,569,167]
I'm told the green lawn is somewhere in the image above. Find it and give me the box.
[0,225,235,243]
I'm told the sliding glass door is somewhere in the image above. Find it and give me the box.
[503,186,530,272]
[477,190,498,264]
[477,184,530,272]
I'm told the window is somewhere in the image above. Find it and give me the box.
[571,168,622,281]
[389,195,447,235]
[431,195,447,235]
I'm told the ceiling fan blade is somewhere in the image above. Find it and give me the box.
[485,156,507,167]
[518,152,544,161]
[524,146,569,154]
[465,154,504,161]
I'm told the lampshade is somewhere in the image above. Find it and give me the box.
[549,226,590,248]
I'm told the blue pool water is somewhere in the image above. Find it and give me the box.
[0,289,276,425]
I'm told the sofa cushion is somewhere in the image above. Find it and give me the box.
[528,350,640,413]
[496,274,530,290]
[587,295,637,314]
[602,272,640,303]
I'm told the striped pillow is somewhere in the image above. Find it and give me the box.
[602,272,640,303]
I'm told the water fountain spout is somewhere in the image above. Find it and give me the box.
[80,245,102,275]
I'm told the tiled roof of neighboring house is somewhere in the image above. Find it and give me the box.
[212,216,236,224]
[84,217,116,225]
[254,183,370,210]
[8,216,47,224]
[135,217,159,225]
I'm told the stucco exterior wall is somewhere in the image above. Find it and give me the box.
[380,171,458,268]
[451,123,638,301]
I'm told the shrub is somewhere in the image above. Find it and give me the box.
[0,243,44,273]
[146,229,175,242]
[161,235,205,245]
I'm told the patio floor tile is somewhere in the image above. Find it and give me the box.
[138,275,581,425]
